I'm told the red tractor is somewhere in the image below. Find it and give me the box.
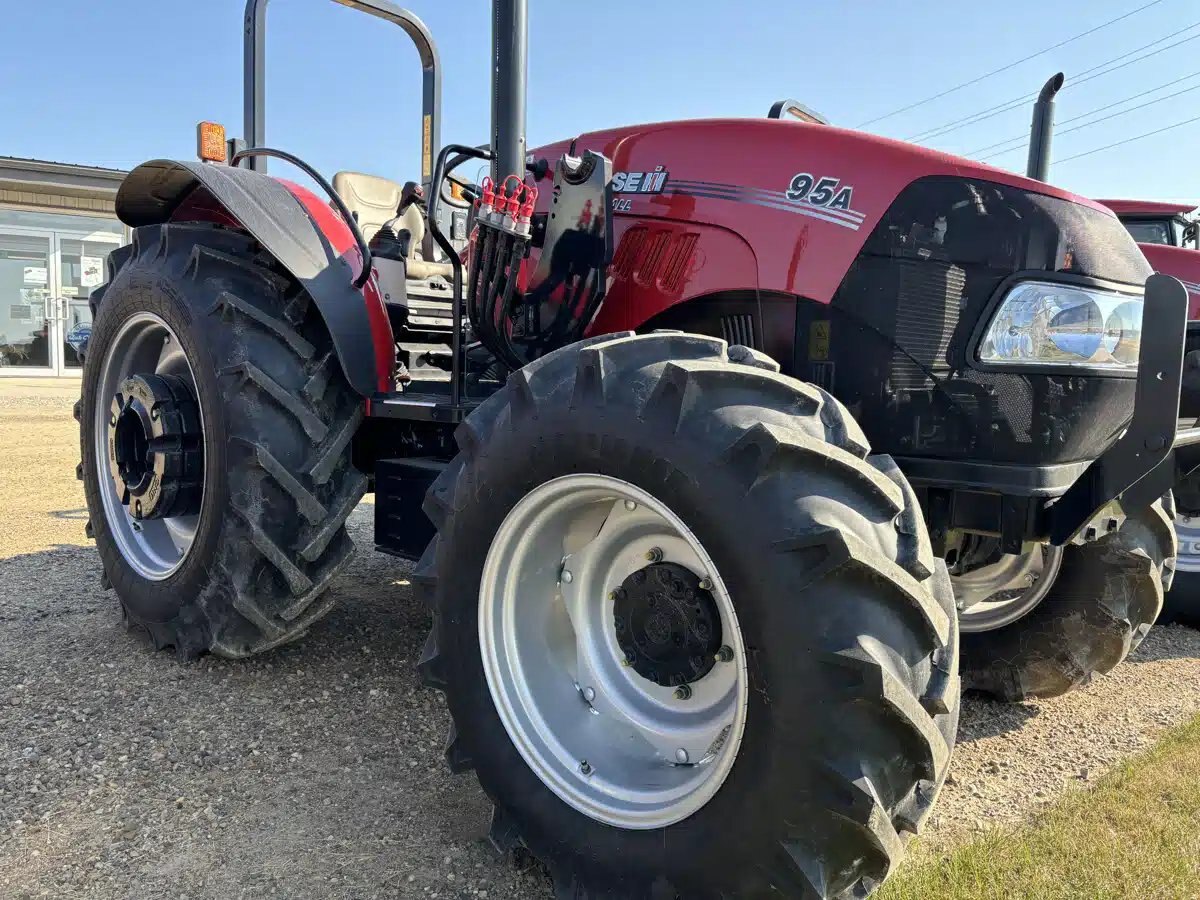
[1099,199,1200,625]
[75,2,1193,896]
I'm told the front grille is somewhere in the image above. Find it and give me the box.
[890,258,965,392]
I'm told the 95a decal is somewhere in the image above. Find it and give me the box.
[786,173,854,211]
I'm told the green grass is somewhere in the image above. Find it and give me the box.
[878,714,1200,900]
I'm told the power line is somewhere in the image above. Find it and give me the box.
[1068,27,1200,88]
[907,93,1034,143]
[979,80,1200,159]
[966,70,1200,157]
[1055,113,1200,163]
[909,23,1200,142]
[856,0,1165,127]
[905,20,1200,143]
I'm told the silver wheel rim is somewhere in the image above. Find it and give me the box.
[479,474,748,829]
[1174,513,1200,573]
[93,313,204,580]
[954,542,1063,632]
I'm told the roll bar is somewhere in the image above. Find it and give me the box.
[242,0,441,199]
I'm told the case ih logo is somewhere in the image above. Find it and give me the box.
[612,167,669,194]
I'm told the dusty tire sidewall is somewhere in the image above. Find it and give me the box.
[82,266,230,626]
[438,404,871,890]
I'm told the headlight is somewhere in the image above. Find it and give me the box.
[979,280,1142,370]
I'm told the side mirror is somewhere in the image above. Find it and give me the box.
[1184,221,1199,249]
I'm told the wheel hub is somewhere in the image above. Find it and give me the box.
[614,562,722,687]
[107,373,202,520]
[479,474,748,829]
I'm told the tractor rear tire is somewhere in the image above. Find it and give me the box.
[961,498,1176,701]
[78,222,366,658]
[417,332,959,899]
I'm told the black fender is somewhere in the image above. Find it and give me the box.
[116,159,385,397]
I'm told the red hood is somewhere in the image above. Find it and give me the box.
[1099,198,1197,217]
[531,117,1123,304]
[1139,242,1200,318]
[576,118,1112,212]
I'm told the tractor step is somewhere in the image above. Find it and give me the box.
[374,456,445,561]
[368,389,481,423]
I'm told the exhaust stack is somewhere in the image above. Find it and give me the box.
[1026,72,1064,182]
[491,0,528,182]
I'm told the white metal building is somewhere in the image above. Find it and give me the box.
[0,157,128,376]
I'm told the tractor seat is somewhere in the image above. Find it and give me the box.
[332,171,452,280]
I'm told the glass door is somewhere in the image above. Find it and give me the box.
[56,232,123,375]
[0,227,56,374]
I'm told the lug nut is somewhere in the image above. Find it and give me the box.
[624,499,637,511]
[645,547,663,563]
[698,577,713,591]
[674,685,692,700]
[716,645,734,663]
[561,569,573,584]
[582,686,596,703]
[675,748,689,764]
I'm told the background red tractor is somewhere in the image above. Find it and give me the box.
[74,1,1194,896]
[1100,198,1200,626]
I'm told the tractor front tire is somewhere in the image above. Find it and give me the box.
[417,333,959,899]
[961,498,1176,701]
[78,223,366,658]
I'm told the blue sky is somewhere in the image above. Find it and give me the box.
[0,0,1196,201]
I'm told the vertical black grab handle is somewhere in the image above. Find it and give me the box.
[426,144,495,408]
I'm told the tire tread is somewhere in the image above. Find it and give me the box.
[81,222,363,659]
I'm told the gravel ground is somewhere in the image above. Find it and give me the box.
[2,378,1199,898]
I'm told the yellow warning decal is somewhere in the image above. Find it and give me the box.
[809,320,831,361]
[422,115,432,179]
